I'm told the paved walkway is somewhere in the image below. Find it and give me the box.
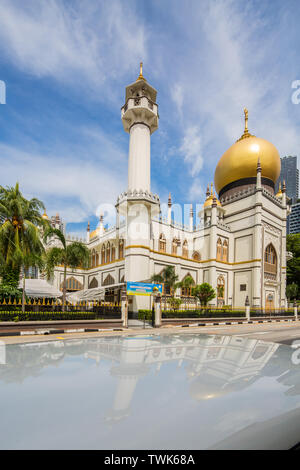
[128,318,152,329]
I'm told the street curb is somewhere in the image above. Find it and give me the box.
[0,327,125,337]
[174,318,297,328]
[0,318,297,337]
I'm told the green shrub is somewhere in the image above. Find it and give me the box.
[0,310,121,322]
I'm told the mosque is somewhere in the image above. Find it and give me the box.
[44,64,289,312]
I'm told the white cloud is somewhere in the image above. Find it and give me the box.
[0,0,147,103]
[188,178,206,203]
[179,126,203,177]
[0,133,127,224]
[168,0,300,173]
[0,0,299,213]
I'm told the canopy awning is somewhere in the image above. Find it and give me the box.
[67,283,125,303]
[19,279,63,298]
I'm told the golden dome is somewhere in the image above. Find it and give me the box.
[42,210,49,221]
[214,109,281,195]
[203,183,221,208]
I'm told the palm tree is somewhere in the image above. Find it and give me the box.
[151,265,179,311]
[44,227,89,311]
[0,183,46,310]
[177,275,195,310]
[192,283,216,307]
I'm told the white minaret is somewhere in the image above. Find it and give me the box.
[117,64,160,313]
[121,62,159,192]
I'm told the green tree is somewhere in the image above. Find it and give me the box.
[192,283,216,307]
[286,283,298,301]
[151,265,179,311]
[0,183,46,309]
[169,297,182,313]
[286,234,300,290]
[176,275,195,310]
[44,227,89,311]
[151,265,179,294]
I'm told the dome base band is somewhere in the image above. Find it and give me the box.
[219,177,274,199]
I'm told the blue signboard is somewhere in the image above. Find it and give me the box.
[127,282,163,296]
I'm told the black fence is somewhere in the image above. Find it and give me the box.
[0,301,122,321]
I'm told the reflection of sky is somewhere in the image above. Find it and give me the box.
[0,334,300,449]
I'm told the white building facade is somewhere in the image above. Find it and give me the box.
[46,65,289,312]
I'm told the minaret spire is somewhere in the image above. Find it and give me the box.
[167,193,172,225]
[237,107,255,142]
[244,107,248,133]
[137,62,146,81]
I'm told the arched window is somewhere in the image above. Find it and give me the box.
[159,234,166,253]
[106,242,111,263]
[61,277,83,292]
[172,238,178,255]
[217,276,225,299]
[101,245,105,264]
[119,239,124,259]
[181,274,195,297]
[89,277,98,289]
[103,274,115,286]
[216,238,222,261]
[111,245,115,262]
[222,240,228,262]
[182,240,188,258]
[192,251,201,261]
[264,244,277,275]
[95,252,99,266]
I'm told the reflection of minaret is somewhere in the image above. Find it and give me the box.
[105,338,151,422]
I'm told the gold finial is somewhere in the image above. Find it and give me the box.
[211,182,213,195]
[236,107,255,142]
[244,107,248,133]
[137,62,146,81]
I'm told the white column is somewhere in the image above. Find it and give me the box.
[128,123,151,192]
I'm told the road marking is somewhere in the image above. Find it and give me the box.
[236,331,270,336]
[56,336,65,339]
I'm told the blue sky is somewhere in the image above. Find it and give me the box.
[0,0,299,236]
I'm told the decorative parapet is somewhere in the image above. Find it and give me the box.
[66,235,86,243]
[261,188,284,207]
[152,216,192,232]
[220,186,256,205]
[121,96,158,118]
[217,220,231,231]
[221,186,283,208]
[117,190,160,204]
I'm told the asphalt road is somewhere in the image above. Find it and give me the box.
[193,321,300,345]
[2,319,300,345]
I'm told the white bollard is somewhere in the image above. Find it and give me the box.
[154,295,162,328]
[294,300,298,321]
[121,290,128,328]
[245,295,250,322]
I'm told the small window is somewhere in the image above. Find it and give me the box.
[240,284,247,291]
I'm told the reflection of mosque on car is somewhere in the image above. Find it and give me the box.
[1,335,300,423]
